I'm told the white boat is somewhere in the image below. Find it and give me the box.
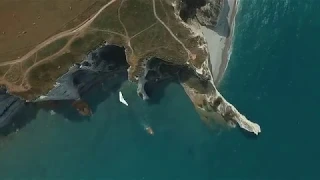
[119,91,129,106]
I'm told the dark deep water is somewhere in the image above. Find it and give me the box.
[1,0,320,179]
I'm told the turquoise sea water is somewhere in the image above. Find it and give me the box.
[1,0,320,179]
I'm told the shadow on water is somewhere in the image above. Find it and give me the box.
[0,45,129,135]
[49,73,128,123]
[41,43,129,123]
[0,44,210,136]
[0,104,38,136]
[144,57,211,105]
[145,79,179,105]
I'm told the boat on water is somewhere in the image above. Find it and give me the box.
[145,126,154,135]
[141,122,154,135]
[119,91,129,106]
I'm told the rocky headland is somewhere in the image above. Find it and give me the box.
[0,0,260,135]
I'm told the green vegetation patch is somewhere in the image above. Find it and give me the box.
[71,31,125,55]
[120,0,156,36]
[62,0,110,31]
[28,53,77,93]
[71,32,105,55]
[131,23,188,64]
[37,37,69,60]
[91,0,126,35]
[0,65,10,77]
[21,54,36,72]
[155,0,207,68]
[5,64,22,83]
[11,0,210,100]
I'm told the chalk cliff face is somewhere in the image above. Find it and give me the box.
[35,45,128,102]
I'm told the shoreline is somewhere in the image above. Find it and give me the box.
[202,0,239,84]
[217,0,239,84]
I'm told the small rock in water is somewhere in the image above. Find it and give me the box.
[72,100,92,116]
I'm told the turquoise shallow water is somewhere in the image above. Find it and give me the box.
[1,0,320,179]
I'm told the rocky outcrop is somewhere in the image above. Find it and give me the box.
[179,0,223,27]
[196,0,223,27]
[0,88,25,128]
[137,59,151,100]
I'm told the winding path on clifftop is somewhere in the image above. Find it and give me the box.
[152,0,195,62]
[0,0,118,66]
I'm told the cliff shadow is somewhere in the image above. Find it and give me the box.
[143,58,185,105]
[144,57,213,105]
[179,0,207,21]
[43,44,129,122]
[31,72,128,123]
[145,78,179,105]
[0,103,38,136]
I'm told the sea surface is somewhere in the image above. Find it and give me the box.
[1,0,320,179]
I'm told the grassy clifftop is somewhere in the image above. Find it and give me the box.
[0,0,208,100]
